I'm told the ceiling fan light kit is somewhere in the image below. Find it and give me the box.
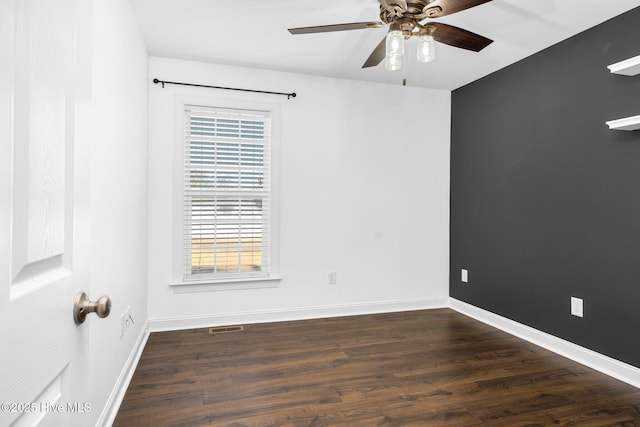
[385,24,405,70]
[288,0,494,74]
[384,19,436,70]
[417,34,436,63]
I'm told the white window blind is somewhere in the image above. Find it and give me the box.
[183,105,271,281]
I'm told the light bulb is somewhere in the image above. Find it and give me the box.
[417,35,436,63]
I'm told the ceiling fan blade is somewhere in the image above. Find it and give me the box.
[289,22,385,35]
[429,22,493,52]
[362,37,387,68]
[424,0,493,18]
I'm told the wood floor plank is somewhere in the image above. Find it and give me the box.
[114,309,640,426]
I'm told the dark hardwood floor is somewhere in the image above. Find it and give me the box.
[114,309,640,426]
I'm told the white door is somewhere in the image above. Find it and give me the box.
[0,0,93,425]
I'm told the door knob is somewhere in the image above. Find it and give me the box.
[73,292,112,325]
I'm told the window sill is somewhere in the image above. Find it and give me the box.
[170,275,282,293]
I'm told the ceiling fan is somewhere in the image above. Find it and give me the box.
[288,0,494,71]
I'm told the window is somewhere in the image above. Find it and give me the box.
[183,105,272,282]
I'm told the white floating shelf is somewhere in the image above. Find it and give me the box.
[608,55,640,76]
[606,115,640,131]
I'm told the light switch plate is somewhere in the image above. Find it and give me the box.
[328,271,337,285]
[461,269,468,283]
[571,297,583,317]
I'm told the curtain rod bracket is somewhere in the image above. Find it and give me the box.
[153,78,296,99]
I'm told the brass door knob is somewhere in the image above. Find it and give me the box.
[73,292,112,325]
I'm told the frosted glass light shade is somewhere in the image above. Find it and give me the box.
[386,30,404,56]
[417,35,436,63]
[385,30,404,71]
[385,54,403,71]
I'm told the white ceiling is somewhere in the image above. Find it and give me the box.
[130,0,640,91]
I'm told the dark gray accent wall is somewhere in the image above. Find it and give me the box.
[450,7,640,368]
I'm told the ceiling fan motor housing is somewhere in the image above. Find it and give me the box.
[380,1,444,23]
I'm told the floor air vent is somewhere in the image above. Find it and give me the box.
[209,325,244,335]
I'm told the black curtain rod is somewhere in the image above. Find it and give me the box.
[153,78,296,99]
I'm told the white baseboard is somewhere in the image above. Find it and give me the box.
[148,297,449,332]
[96,321,150,427]
[449,298,640,390]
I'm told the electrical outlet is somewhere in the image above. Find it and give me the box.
[461,269,468,283]
[328,271,337,285]
[571,297,583,318]
[120,306,135,338]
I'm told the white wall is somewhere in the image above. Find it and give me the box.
[88,0,148,425]
[148,57,451,327]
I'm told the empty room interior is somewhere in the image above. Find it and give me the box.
[3,0,640,426]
